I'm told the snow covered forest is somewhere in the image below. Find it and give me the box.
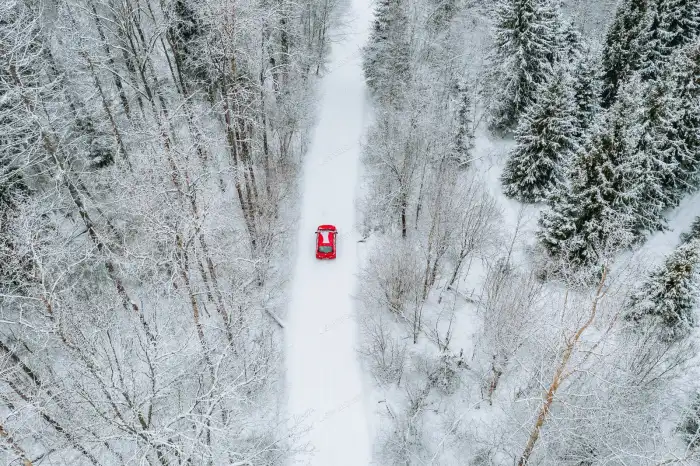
[3,0,700,463]
[358,0,700,464]
[0,0,341,461]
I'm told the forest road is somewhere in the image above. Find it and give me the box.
[284,0,374,464]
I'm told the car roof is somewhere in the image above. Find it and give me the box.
[318,230,333,244]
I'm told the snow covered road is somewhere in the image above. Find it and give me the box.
[285,0,373,464]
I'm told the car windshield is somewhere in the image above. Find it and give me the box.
[318,245,333,253]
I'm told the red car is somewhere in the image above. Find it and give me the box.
[316,224,338,259]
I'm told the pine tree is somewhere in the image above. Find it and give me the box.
[625,239,700,341]
[599,0,652,108]
[501,70,578,203]
[487,0,560,134]
[538,101,636,271]
[451,79,474,167]
[680,216,700,244]
[363,0,410,100]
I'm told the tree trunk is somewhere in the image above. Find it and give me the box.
[83,51,131,168]
[485,354,504,406]
[222,85,257,250]
[6,379,103,465]
[184,173,235,344]
[238,122,260,219]
[10,63,155,342]
[109,0,145,116]
[422,228,434,300]
[447,251,468,290]
[401,191,408,239]
[89,0,131,118]
[260,70,273,200]
[279,13,290,88]
[414,161,428,229]
[175,233,215,379]
[517,268,608,466]
[0,422,33,466]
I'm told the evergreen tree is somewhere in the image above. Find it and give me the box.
[638,2,666,81]
[557,18,585,64]
[621,75,680,235]
[571,49,601,139]
[680,216,700,244]
[660,0,700,49]
[599,0,652,108]
[538,100,636,271]
[363,0,410,100]
[678,392,700,449]
[169,0,211,92]
[171,0,203,53]
[625,239,700,341]
[639,0,700,82]
[70,102,115,168]
[487,0,560,134]
[501,69,578,203]
[667,42,700,196]
[451,79,474,167]
[0,165,31,292]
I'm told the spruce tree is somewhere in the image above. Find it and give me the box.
[621,41,700,220]
[680,216,700,244]
[452,79,474,167]
[557,18,585,64]
[571,50,601,139]
[639,0,700,81]
[487,0,559,134]
[678,393,700,449]
[599,0,652,108]
[538,100,636,271]
[667,42,700,196]
[0,165,30,292]
[638,2,666,81]
[363,0,410,99]
[625,239,700,341]
[660,0,700,49]
[621,75,680,235]
[501,70,578,203]
[169,0,210,91]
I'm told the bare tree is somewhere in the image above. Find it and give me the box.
[0,0,338,460]
[444,175,503,290]
[476,265,545,405]
[359,314,407,385]
[517,267,610,466]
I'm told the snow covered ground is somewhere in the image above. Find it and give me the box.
[284,0,374,464]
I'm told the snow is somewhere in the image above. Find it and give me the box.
[636,190,700,261]
[284,0,374,463]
